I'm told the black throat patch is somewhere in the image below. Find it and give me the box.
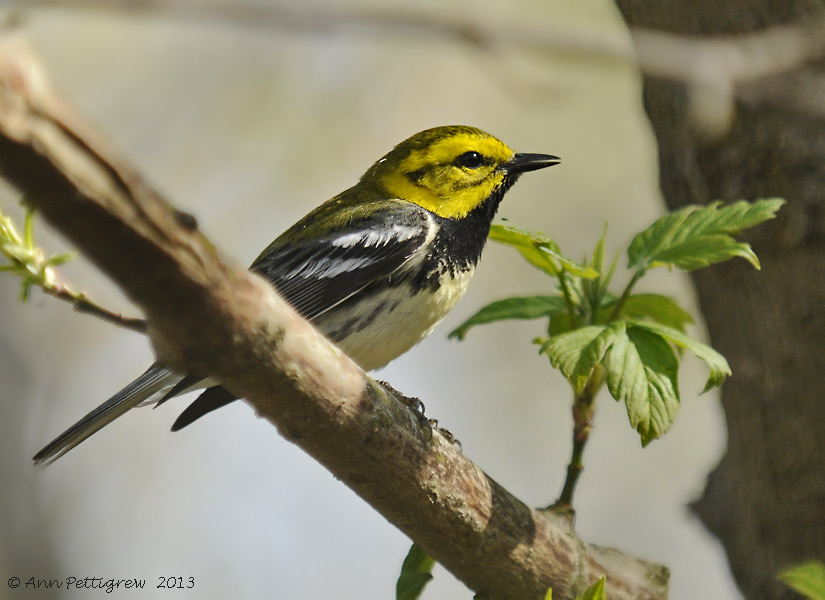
[415,172,521,290]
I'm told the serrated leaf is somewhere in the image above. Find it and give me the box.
[490,224,598,279]
[449,295,566,340]
[778,560,825,600]
[396,543,436,600]
[651,234,759,270]
[627,199,784,271]
[617,294,694,333]
[627,320,730,392]
[607,325,680,446]
[575,576,606,600]
[540,324,618,393]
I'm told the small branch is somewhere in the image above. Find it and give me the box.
[42,285,147,332]
[1,203,147,331]
[556,429,586,509]
[0,30,668,600]
[554,366,604,510]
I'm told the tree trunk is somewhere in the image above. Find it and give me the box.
[613,2,825,599]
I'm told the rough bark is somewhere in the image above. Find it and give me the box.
[614,3,825,599]
[0,30,669,600]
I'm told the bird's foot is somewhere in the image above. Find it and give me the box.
[377,380,432,439]
[427,419,461,449]
[376,381,460,447]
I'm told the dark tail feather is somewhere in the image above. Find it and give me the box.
[171,386,238,432]
[155,374,203,407]
[33,364,178,466]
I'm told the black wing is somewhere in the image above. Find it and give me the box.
[168,202,432,429]
[250,202,431,321]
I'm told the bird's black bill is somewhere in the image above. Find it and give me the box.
[502,153,560,174]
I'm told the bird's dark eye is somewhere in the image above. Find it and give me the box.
[456,151,484,169]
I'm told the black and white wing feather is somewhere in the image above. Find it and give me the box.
[166,202,433,428]
[251,203,432,321]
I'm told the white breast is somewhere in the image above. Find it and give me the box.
[315,268,475,372]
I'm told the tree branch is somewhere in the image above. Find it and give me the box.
[0,30,668,600]
[42,284,148,332]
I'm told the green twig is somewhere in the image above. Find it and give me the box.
[607,268,644,322]
[552,365,604,512]
[43,285,147,332]
[1,205,147,333]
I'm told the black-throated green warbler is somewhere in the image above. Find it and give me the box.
[33,125,559,465]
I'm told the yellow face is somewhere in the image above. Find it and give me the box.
[370,126,516,219]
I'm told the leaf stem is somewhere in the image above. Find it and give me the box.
[607,268,645,322]
[557,270,579,330]
[552,365,604,512]
[556,428,586,508]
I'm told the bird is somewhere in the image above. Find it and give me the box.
[33,125,559,466]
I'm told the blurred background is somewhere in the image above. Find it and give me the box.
[0,2,740,599]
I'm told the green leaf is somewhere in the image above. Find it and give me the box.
[490,224,560,276]
[778,560,825,600]
[597,253,619,306]
[23,204,35,249]
[1,203,74,299]
[590,225,607,276]
[540,324,618,394]
[627,320,731,392]
[548,312,573,337]
[449,295,566,340]
[547,291,623,335]
[575,576,606,600]
[627,199,785,271]
[582,227,609,314]
[651,234,758,270]
[616,294,694,333]
[396,543,436,600]
[45,251,77,267]
[490,224,598,279]
[606,324,680,446]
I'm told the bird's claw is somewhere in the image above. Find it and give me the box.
[377,380,432,439]
[429,419,461,449]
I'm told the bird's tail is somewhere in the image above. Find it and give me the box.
[32,364,181,467]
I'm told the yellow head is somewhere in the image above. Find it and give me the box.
[364,125,559,219]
